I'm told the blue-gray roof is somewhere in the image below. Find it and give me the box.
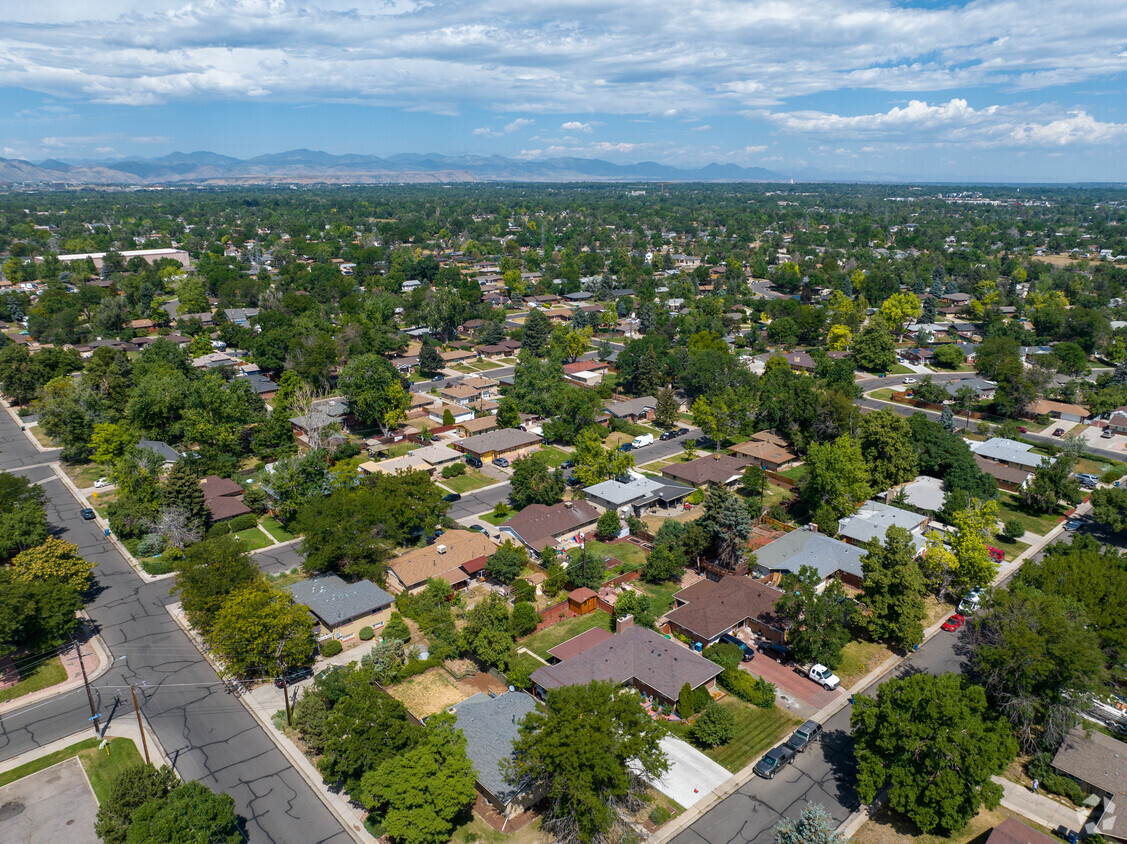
[753,529,866,581]
[451,692,538,805]
[583,474,694,508]
[970,437,1049,471]
[137,439,180,464]
[836,501,928,548]
[285,574,393,627]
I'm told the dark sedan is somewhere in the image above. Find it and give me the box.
[80,508,97,520]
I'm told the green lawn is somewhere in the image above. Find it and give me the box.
[268,568,308,589]
[260,516,295,542]
[994,536,1032,561]
[670,698,800,773]
[761,481,795,510]
[778,464,808,482]
[0,737,142,803]
[63,463,106,488]
[233,526,274,551]
[868,387,899,402]
[639,579,681,616]
[1075,457,1118,477]
[994,493,1066,537]
[139,556,175,576]
[439,469,496,494]
[519,611,613,660]
[536,446,572,468]
[837,639,893,689]
[0,655,67,704]
[387,442,420,458]
[568,539,648,569]
[508,651,545,681]
[480,508,514,526]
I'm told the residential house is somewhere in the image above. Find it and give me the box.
[358,453,435,478]
[605,396,657,422]
[836,500,929,552]
[290,397,352,439]
[410,443,464,468]
[728,439,797,471]
[562,360,610,386]
[199,475,252,522]
[286,574,395,642]
[461,376,499,399]
[1109,405,1127,435]
[529,623,722,707]
[881,476,946,513]
[450,692,544,819]
[128,318,156,334]
[498,500,600,553]
[985,819,1059,844]
[439,383,483,406]
[772,351,817,374]
[752,527,867,589]
[1025,398,1089,423]
[137,439,180,466]
[386,529,497,593]
[1052,726,1127,843]
[427,402,475,425]
[662,454,752,488]
[970,438,1052,473]
[663,576,786,646]
[455,415,498,437]
[439,349,478,366]
[582,472,695,515]
[973,455,1034,491]
[944,377,996,400]
[475,339,521,359]
[941,291,972,304]
[454,428,542,462]
[223,308,260,325]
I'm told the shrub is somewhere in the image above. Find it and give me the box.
[227,513,258,532]
[383,613,410,643]
[702,642,743,671]
[511,602,540,637]
[690,703,736,748]
[626,514,646,536]
[358,626,375,641]
[1002,518,1026,541]
[397,655,442,680]
[1028,752,1085,804]
[320,639,343,657]
[692,685,713,713]
[677,682,697,718]
[648,806,672,826]
[596,509,621,540]
[1102,469,1122,485]
[331,441,361,462]
[442,462,467,479]
[719,668,775,708]
[687,489,704,505]
[137,533,164,558]
[511,578,536,603]
[206,522,231,538]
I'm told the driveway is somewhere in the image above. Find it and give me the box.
[0,757,99,844]
[642,736,731,809]
[739,656,843,716]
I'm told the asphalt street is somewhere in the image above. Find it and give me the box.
[252,540,306,575]
[0,412,351,844]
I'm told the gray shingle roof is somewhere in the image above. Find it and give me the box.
[605,396,656,418]
[583,474,694,508]
[285,574,393,627]
[836,501,928,548]
[752,528,866,581]
[451,692,538,806]
[456,428,542,457]
[970,437,1050,471]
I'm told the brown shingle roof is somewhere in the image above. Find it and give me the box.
[501,501,600,551]
[665,576,784,640]
[662,454,752,486]
[456,428,542,457]
[986,818,1059,844]
[1052,725,1127,795]
[530,625,723,701]
[728,439,796,466]
[547,627,614,662]
[388,530,498,590]
[974,454,1032,485]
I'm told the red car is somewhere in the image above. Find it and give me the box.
[987,546,1004,563]
[1053,428,1065,437]
[1017,426,1027,433]
[942,614,966,632]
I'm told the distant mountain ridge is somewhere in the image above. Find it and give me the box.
[0,149,790,186]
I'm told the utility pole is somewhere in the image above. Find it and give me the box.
[130,685,151,764]
[75,638,100,736]
[276,639,292,726]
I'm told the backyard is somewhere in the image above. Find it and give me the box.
[568,539,648,569]
[385,667,470,717]
[637,579,681,616]
[518,610,614,661]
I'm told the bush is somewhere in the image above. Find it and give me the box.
[690,703,736,748]
[137,533,164,557]
[626,514,646,536]
[383,613,410,643]
[331,441,361,462]
[320,639,343,657]
[719,668,775,708]
[511,578,536,603]
[1002,518,1026,541]
[692,685,713,713]
[702,642,743,671]
[206,522,231,538]
[1028,752,1085,804]
[358,626,375,641]
[1102,469,1123,484]
[687,489,704,505]
[648,806,672,826]
[243,485,269,514]
[596,509,621,540]
[227,513,258,532]
[442,462,467,479]
[511,602,540,637]
[397,655,442,680]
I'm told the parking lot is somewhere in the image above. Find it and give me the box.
[0,758,99,844]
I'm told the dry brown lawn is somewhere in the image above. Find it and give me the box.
[854,803,1056,844]
[385,667,471,717]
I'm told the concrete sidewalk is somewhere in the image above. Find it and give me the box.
[994,776,1089,832]
[0,617,113,717]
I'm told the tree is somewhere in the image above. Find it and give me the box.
[933,344,966,369]
[633,344,663,396]
[858,408,918,493]
[1053,342,1089,376]
[641,544,685,584]
[0,472,48,563]
[879,292,922,340]
[677,682,698,718]
[461,593,514,669]
[338,354,409,436]
[521,308,552,356]
[859,527,927,649]
[485,541,527,584]
[596,509,621,540]
[496,397,521,429]
[1092,486,1127,532]
[0,569,82,655]
[174,535,259,632]
[566,546,606,592]
[655,386,680,428]
[505,681,668,844]
[148,506,202,551]
[1001,518,1025,541]
[95,763,180,844]
[939,405,957,433]
[509,454,565,508]
[208,582,315,678]
[1021,457,1081,514]
[318,665,421,793]
[160,461,207,525]
[801,435,871,522]
[124,779,241,844]
[827,324,852,351]
[852,323,896,372]
[700,485,751,573]
[775,566,850,668]
[512,601,540,636]
[948,498,1000,591]
[967,584,1107,752]
[11,537,94,592]
[689,703,736,748]
[418,340,443,375]
[89,422,137,465]
[852,672,1017,834]
[572,427,633,486]
[358,712,478,844]
[774,804,845,844]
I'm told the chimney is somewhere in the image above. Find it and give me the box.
[437,544,447,554]
[564,502,573,509]
[617,614,634,632]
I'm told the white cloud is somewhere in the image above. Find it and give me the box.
[503,117,534,133]
[472,127,501,137]
[561,121,593,133]
[690,124,712,132]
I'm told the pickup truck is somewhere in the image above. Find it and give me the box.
[753,744,796,779]
[808,664,841,691]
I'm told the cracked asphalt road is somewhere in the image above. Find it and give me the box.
[0,413,351,843]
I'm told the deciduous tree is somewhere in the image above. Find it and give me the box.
[775,565,849,668]
[801,435,871,521]
[11,537,94,592]
[208,582,315,678]
[858,408,918,493]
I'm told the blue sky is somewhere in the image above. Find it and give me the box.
[2,0,1127,181]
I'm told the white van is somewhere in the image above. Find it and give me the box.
[631,433,654,449]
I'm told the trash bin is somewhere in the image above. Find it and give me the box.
[104,528,110,538]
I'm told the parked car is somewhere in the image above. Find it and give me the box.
[80,508,96,520]
[1064,519,1084,531]
[759,641,793,663]
[785,720,823,753]
[442,492,461,503]
[465,455,483,469]
[93,477,109,489]
[903,377,918,385]
[1017,426,1028,433]
[632,433,654,448]
[492,456,510,468]
[753,745,796,779]
[560,460,575,469]
[468,524,485,533]
[986,546,1004,563]
[719,634,755,661]
[1053,428,1066,437]
[941,613,966,632]
[1103,428,1114,438]
[274,665,314,688]
[660,430,677,441]
[1076,473,1099,487]
[808,664,841,691]
[431,375,444,382]
[959,587,984,614]
[619,443,634,452]
[675,427,690,437]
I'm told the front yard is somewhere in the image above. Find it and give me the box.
[233,525,274,551]
[853,804,1054,844]
[260,516,295,542]
[518,610,614,660]
[439,469,497,494]
[994,493,1066,537]
[536,445,572,468]
[666,697,800,773]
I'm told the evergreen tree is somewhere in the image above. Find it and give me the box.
[860,526,927,649]
[639,302,657,334]
[655,386,680,428]
[521,308,552,357]
[161,460,206,525]
[633,344,662,396]
[418,340,443,375]
[940,405,957,433]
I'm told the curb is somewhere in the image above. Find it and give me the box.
[164,602,370,843]
[0,396,55,454]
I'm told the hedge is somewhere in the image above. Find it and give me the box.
[320,640,343,657]
[396,655,442,681]
[206,522,231,538]
[719,668,775,708]
[227,513,258,532]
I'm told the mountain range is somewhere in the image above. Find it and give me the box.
[0,149,811,186]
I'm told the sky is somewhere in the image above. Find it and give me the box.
[2,0,1127,181]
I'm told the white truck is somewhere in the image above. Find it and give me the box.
[631,433,654,448]
[808,664,841,691]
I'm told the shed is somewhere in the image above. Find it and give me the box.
[568,588,598,615]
